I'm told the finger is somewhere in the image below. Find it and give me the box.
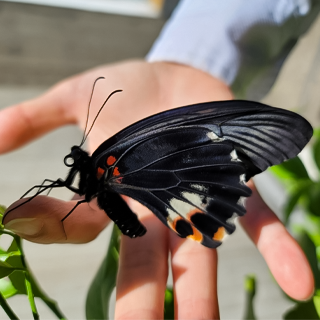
[115,199,169,320]
[3,195,109,244]
[0,81,77,154]
[170,234,219,319]
[241,180,314,300]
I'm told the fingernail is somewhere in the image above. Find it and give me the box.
[5,218,44,236]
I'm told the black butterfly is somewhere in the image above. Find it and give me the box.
[8,82,313,248]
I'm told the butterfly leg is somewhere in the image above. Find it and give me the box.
[5,180,65,217]
[20,179,58,199]
[61,199,87,222]
[97,191,146,238]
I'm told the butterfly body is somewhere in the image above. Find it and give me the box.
[52,99,312,248]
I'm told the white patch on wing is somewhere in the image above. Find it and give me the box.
[237,196,246,207]
[240,173,246,184]
[207,132,224,141]
[169,198,197,218]
[190,184,208,192]
[181,191,206,209]
[230,149,241,162]
[226,212,239,227]
[219,232,229,242]
[166,209,179,224]
[166,209,181,234]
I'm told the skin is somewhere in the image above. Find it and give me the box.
[1,60,314,319]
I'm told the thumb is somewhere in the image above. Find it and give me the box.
[3,196,110,244]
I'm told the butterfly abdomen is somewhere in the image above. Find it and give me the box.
[97,191,146,238]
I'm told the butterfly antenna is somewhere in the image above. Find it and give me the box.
[80,76,106,146]
[80,89,123,147]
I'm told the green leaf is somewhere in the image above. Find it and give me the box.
[283,183,311,223]
[0,250,22,279]
[314,295,320,317]
[164,287,174,320]
[270,157,310,181]
[0,205,6,230]
[8,267,66,319]
[313,140,320,171]
[86,225,121,320]
[0,205,6,218]
[243,275,257,320]
[0,279,18,299]
[0,228,66,319]
[284,300,319,319]
[305,182,320,216]
[313,132,320,171]
[0,235,24,272]
[294,232,320,290]
[7,239,19,253]
[9,269,44,298]
[313,128,320,138]
[8,270,28,295]
[0,266,15,279]
[0,251,24,271]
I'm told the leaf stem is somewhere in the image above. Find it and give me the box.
[24,271,39,320]
[41,296,67,320]
[0,290,19,320]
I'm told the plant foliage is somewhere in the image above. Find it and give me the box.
[269,129,320,319]
[0,207,66,320]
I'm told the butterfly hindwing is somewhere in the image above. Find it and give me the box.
[98,127,251,248]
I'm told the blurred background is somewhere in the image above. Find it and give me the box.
[0,0,319,319]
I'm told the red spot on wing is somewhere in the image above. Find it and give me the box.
[107,156,116,166]
[96,167,105,179]
[114,177,123,184]
[113,167,120,176]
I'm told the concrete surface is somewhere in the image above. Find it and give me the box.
[0,2,319,319]
[0,1,165,85]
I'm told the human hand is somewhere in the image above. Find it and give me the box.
[1,60,314,319]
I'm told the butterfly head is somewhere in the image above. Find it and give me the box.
[64,146,90,170]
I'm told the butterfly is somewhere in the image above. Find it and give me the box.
[7,79,313,248]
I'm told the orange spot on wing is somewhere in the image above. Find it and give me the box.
[167,220,175,231]
[167,217,180,232]
[96,167,105,179]
[187,226,203,242]
[113,167,120,176]
[213,227,225,241]
[107,155,116,166]
[168,216,203,243]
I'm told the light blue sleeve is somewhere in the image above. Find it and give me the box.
[146,0,320,99]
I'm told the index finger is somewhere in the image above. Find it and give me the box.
[0,81,77,154]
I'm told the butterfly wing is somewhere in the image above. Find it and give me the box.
[92,100,312,248]
[93,100,312,175]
